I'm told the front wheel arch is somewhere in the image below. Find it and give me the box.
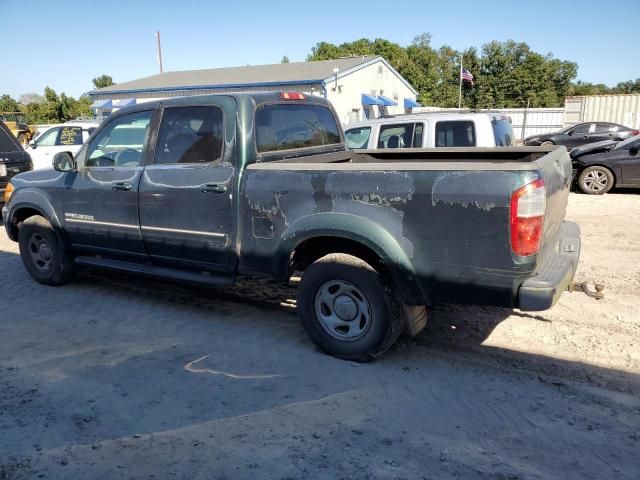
[6,206,47,240]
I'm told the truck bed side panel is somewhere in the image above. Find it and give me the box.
[240,164,538,307]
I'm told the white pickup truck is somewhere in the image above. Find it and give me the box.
[344,111,514,150]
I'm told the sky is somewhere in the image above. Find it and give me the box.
[1,0,639,99]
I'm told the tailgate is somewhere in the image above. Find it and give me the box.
[534,147,573,260]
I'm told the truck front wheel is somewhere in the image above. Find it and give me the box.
[18,215,74,286]
[297,253,404,362]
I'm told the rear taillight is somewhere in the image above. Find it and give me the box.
[280,92,305,100]
[510,179,546,256]
[630,129,639,136]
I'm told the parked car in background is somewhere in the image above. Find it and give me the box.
[27,121,100,170]
[0,121,32,209]
[344,111,514,149]
[570,135,640,194]
[524,122,638,150]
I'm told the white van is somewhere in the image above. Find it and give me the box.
[344,111,514,150]
[27,121,100,170]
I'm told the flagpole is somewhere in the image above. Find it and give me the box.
[458,54,463,109]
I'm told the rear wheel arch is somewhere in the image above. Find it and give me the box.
[276,217,428,307]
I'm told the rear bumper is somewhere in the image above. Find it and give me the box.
[518,221,580,311]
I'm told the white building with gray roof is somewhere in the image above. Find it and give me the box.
[89,55,420,125]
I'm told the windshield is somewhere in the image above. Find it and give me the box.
[614,134,640,150]
[345,127,371,149]
[255,103,342,154]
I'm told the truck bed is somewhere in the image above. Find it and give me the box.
[244,146,572,308]
[266,146,562,167]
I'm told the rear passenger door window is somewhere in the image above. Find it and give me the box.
[595,123,616,132]
[57,126,83,146]
[154,106,224,164]
[378,123,424,148]
[571,124,590,135]
[435,121,476,147]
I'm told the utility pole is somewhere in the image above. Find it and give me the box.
[156,31,164,74]
[458,54,463,109]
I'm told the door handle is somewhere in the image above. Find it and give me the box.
[112,182,132,191]
[201,183,227,194]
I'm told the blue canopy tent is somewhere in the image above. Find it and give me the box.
[378,95,397,106]
[404,98,421,108]
[361,93,384,106]
[112,98,137,108]
[89,99,112,110]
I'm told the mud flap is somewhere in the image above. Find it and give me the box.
[404,305,427,337]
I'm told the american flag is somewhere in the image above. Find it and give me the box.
[461,68,474,84]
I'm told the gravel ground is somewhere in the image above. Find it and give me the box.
[1,191,639,480]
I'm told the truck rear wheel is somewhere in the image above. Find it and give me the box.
[297,253,404,362]
[18,215,74,286]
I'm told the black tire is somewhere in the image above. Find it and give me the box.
[578,166,614,195]
[18,215,74,286]
[297,253,404,362]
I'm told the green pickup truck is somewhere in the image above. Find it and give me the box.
[3,92,588,361]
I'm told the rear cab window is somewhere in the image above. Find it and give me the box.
[255,103,341,155]
[435,121,476,147]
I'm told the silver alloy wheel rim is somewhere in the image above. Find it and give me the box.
[28,233,53,273]
[583,169,609,192]
[314,280,372,341]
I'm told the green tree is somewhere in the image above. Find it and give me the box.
[281,55,290,63]
[306,35,580,108]
[0,94,20,112]
[92,75,115,89]
[612,78,640,93]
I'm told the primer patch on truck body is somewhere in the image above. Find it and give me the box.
[326,171,415,257]
[431,171,514,211]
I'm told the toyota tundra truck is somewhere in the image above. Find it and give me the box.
[3,92,585,361]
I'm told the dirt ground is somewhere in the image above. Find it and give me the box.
[1,191,639,480]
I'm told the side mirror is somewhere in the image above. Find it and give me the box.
[630,147,638,156]
[52,152,76,172]
[567,131,574,136]
[28,140,37,148]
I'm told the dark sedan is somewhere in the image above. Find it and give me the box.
[571,135,640,194]
[525,122,639,149]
